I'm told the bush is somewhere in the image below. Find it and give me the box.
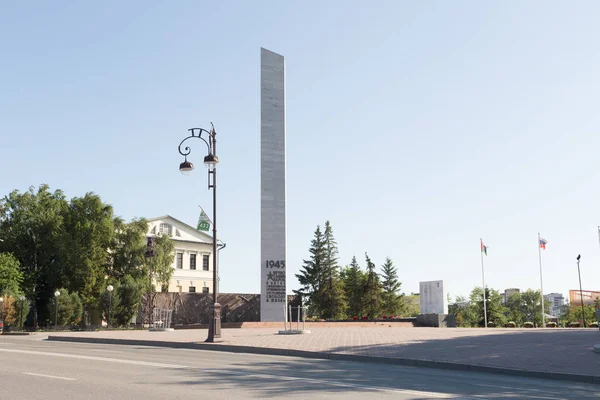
[352,316,358,320]
[546,322,557,328]
[505,321,516,328]
[523,321,534,328]
[100,276,142,327]
[567,322,581,328]
[589,322,599,328]
[48,289,83,326]
[488,321,496,327]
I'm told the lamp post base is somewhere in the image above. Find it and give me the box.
[206,302,222,342]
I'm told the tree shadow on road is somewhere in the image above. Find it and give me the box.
[323,328,598,377]
[147,351,598,399]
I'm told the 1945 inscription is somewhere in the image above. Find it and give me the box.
[265,260,286,303]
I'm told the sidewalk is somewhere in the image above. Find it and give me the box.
[47,327,600,384]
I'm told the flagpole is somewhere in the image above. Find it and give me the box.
[480,238,488,328]
[538,233,546,328]
[597,226,600,248]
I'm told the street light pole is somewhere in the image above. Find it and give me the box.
[145,237,156,329]
[577,254,586,327]
[19,296,25,330]
[54,291,60,329]
[107,285,114,330]
[178,123,221,342]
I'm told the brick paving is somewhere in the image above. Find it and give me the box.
[48,326,600,377]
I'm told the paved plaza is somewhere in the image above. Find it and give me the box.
[45,326,600,382]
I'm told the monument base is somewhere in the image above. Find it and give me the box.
[149,328,175,332]
[278,329,311,335]
[415,313,456,328]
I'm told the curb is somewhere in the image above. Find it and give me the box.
[1,332,33,336]
[46,336,600,385]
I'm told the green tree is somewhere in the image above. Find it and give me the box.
[59,193,115,312]
[109,218,148,283]
[468,287,507,327]
[294,226,326,317]
[449,295,470,327]
[363,253,382,318]
[48,289,83,326]
[101,276,142,327]
[0,253,23,295]
[341,256,367,318]
[504,292,524,325]
[115,275,142,326]
[380,257,404,317]
[147,234,175,291]
[561,304,596,326]
[13,295,31,328]
[0,184,68,327]
[321,221,346,319]
[403,293,420,317]
[513,289,550,327]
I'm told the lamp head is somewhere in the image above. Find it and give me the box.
[204,153,219,168]
[54,290,60,297]
[179,160,194,176]
[577,254,581,261]
[107,285,114,292]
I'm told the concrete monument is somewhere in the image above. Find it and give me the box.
[260,48,287,321]
[419,280,448,314]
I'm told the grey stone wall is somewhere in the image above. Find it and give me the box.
[142,293,297,325]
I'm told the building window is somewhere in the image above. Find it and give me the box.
[203,255,210,271]
[190,254,196,270]
[189,286,196,293]
[151,226,157,234]
[202,287,209,294]
[175,229,181,237]
[176,253,183,269]
[159,223,173,237]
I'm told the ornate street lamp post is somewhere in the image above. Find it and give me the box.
[178,123,220,342]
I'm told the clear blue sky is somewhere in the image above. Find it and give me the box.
[2,2,600,302]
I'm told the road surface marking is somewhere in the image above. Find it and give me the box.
[470,384,563,399]
[23,372,75,381]
[0,349,188,369]
[220,370,469,398]
[0,348,469,398]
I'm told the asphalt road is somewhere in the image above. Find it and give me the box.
[0,335,597,400]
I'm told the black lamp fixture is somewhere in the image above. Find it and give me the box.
[177,123,221,343]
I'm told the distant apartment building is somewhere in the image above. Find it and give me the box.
[503,288,520,303]
[545,293,565,316]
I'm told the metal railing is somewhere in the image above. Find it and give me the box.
[283,305,308,332]
[152,309,173,330]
